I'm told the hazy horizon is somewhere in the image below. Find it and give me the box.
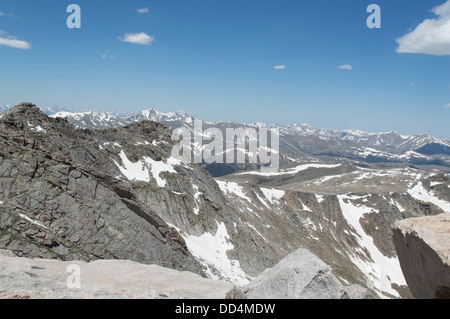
[2,101,449,139]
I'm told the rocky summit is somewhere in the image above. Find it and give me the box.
[1,103,449,299]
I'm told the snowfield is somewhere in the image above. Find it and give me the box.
[408,182,450,213]
[238,163,341,177]
[338,195,407,298]
[171,221,250,286]
[113,150,181,187]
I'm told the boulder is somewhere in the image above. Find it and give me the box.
[392,213,450,299]
[242,248,365,299]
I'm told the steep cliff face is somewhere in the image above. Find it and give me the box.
[0,103,203,274]
[393,213,450,299]
[1,103,448,299]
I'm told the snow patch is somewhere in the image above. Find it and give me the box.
[260,187,285,205]
[18,213,47,229]
[27,121,47,133]
[408,182,450,213]
[179,221,250,286]
[430,181,443,187]
[338,195,407,298]
[246,223,269,243]
[217,181,252,204]
[192,184,202,215]
[255,192,271,209]
[113,150,180,188]
[315,195,325,203]
[238,163,341,177]
[300,201,312,212]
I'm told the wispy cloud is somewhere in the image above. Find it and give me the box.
[119,32,154,46]
[102,50,114,60]
[0,11,17,18]
[137,7,150,14]
[274,65,286,70]
[396,0,450,56]
[0,30,31,49]
[444,103,450,108]
[337,64,353,70]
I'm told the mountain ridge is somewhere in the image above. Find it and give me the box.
[33,106,450,174]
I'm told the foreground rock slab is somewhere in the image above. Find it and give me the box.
[392,213,450,299]
[0,250,234,299]
[242,248,368,299]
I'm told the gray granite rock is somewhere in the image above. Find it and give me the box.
[243,248,353,299]
[0,252,235,299]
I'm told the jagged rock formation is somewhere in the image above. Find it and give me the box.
[0,103,203,274]
[392,213,450,299]
[242,248,370,299]
[0,249,234,299]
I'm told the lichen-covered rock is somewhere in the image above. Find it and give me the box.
[392,213,450,299]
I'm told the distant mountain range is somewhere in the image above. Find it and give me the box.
[1,105,449,173]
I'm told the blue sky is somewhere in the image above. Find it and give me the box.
[0,0,449,138]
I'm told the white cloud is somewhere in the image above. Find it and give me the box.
[0,31,31,49]
[338,64,353,70]
[274,65,286,70]
[409,81,415,85]
[102,50,114,60]
[0,12,16,18]
[119,32,154,46]
[444,103,450,108]
[396,0,450,56]
[137,7,150,14]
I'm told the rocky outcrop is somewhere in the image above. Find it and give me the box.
[0,250,234,299]
[242,248,369,299]
[392,213,450,299]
